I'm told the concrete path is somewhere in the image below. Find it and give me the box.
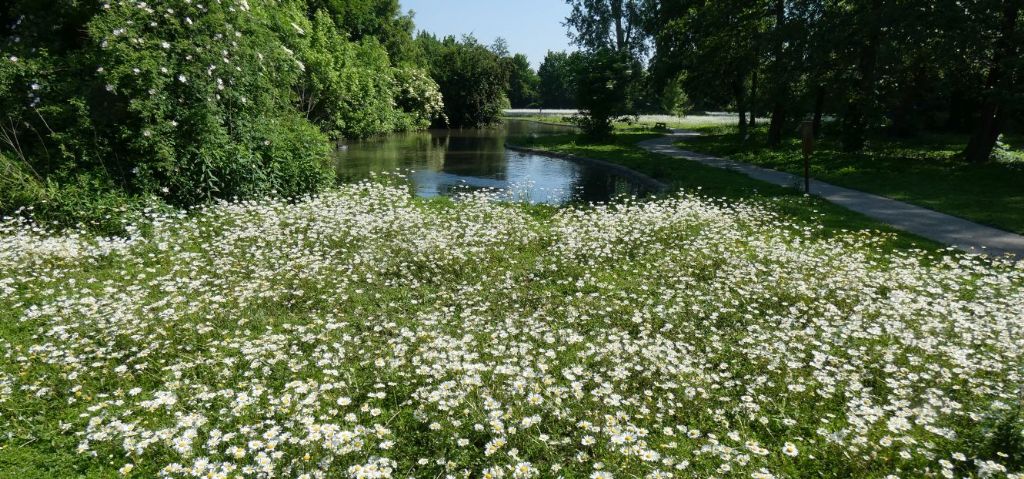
[639,130,1024,259]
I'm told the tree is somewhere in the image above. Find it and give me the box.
[565,0,649,131]
[305,0,419,64]
[648,0,764,136]
[418,34,509,128]
[0,0,447,228]
[298,11,443,139]
[490,37,511,58]
[538,51,580,109]
[0,0,336,212]
[964,1,1022,164]
[574,49,635,137]
[505,54,540,108]
[565,0,648,58]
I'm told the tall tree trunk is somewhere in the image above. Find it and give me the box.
[812,86,826,138]
[767,103,786,146]
[749,69,759,126]
[965,2,1020,164]
[612,0,625,52]
[734,76,748,138]
[841,0,882,152]
[766,0,787,147]
[890,75,919,138]
[945,86,969,132]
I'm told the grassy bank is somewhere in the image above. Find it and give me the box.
[676,124,1024,234]
[510,126,941,253]
[2,183,1023,478]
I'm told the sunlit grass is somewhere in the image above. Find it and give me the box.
[3,182,1022,478]
[678,124,1024,234]
[510,129,941,253]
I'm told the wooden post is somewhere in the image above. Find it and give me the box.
[800,120,814,194]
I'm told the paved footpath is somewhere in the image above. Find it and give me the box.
[638,130,1024,259]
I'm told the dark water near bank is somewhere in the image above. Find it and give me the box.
[335,120,652,205]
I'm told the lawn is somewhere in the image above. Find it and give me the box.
[676,124,1024,235]
[510,127,941,253]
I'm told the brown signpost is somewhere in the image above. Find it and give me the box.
[800,120,814,194]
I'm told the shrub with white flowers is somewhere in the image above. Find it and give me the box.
[0,0,444,229]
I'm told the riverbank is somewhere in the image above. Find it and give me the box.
[509,128,942,253]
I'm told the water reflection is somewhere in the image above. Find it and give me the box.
[335,119,651,205]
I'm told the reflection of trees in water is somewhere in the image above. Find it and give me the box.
[337,119,648,205]
[436,130,508,179]
[336,131,446,180]
[574,166,643,204]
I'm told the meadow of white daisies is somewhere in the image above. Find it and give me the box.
[2,182,1024,479]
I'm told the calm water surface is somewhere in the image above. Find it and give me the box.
[335,120,651,205]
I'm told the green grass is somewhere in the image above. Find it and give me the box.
[3,183,1023,478]
[510,125,943,253]
[676,123,1024,234]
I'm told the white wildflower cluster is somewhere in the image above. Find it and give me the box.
[1,182,1023,477]
[0,371,11,404]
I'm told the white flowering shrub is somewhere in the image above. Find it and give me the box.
[0,1,443,229]
[0,1,332,209]
[2,184,1024,478]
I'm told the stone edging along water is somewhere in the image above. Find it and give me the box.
[504,144,671,193]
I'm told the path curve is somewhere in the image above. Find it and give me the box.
[639,130,1024,259]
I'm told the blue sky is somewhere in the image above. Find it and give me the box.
[400,0,575,69]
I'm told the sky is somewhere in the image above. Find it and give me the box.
[399,0,575,69]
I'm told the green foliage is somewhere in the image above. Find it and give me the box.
[418,34,509,128]
[537,51,580,109]
[0,153,165,234]
[659,73,691,116]
[0,0,445,229]
[393,67,447,129]
[565,0,648,58]
[574,49,638,137]
[646,0,1023,159]
[305,0,419,63]
[298,11,441,139]
[505,53,540,108]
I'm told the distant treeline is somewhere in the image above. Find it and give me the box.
[552,0,1022,162]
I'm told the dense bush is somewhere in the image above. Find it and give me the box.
[298,11,443,139]
[0,0,443,228]
[1,1,328,208]
[418,34,509,128]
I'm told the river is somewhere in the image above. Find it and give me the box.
[335,119,653,205]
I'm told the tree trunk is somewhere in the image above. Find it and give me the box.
[812,86,826,138]
[612,0,626,53]
[767,102,786,146]
[749,69,759,126]
[765,0,787,147]
[964,2,1020,164]
[734,77,748,138]
[841,0,882,152]
[945,87,969,132]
